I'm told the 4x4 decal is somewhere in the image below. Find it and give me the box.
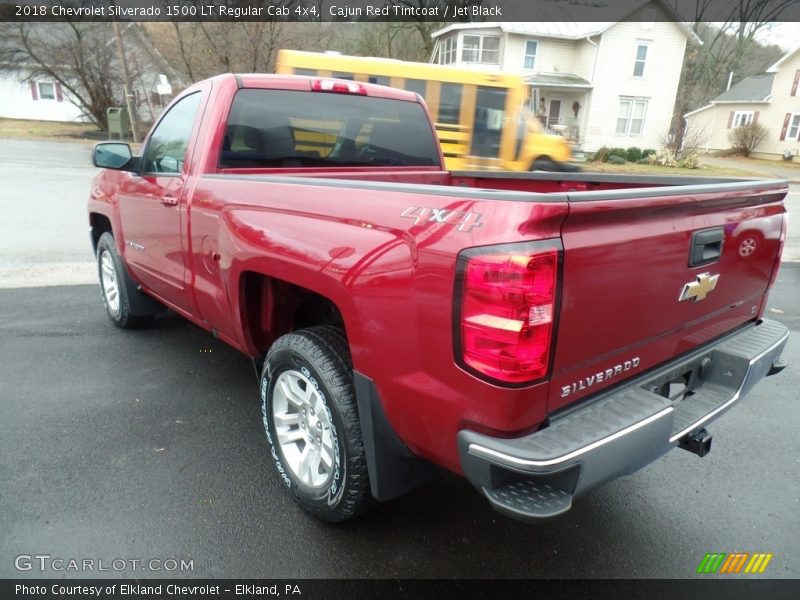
[400,206,484,232]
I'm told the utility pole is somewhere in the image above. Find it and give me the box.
[112,20,140,143]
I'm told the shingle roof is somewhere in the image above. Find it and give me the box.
[431,0,702,45]
[526,73,593,88]
[431,22,614,41]
[712,73,775,102]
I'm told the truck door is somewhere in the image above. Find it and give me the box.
[117,92,203,312]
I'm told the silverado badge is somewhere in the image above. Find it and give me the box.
[679,272,719,302]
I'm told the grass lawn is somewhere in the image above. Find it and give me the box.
[0,118,101,142]
[717,155,800,172]
[581,161,768,178]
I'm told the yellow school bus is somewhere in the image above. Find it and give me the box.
[275,49,575,172]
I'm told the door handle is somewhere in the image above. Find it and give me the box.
[689,228,724,267]
[159,195,178,206]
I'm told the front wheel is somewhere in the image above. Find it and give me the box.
[260,326,372,522]
[96,232,152,329]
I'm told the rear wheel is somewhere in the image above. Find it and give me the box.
[531,156,558,171]
[96,232,152,328]
[261,326,372,522]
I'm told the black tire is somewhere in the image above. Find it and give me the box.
[531,156,559,171]
[96,232,152,329]
[260,326,372,522]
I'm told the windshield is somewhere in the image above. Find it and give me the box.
[219,88,441,169]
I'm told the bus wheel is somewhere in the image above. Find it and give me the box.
[531,157,559,171]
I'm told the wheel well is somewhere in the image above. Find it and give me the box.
[90,213,113,253]
[241,272,346,355]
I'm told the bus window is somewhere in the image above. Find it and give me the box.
[294,68,317,77]
[438,83,462,125]
[471,86,507,158]
[333,72,354,80]
[403,79,427,98]
[273,49,573,170]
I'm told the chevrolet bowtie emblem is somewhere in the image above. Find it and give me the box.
[679,272,720,302]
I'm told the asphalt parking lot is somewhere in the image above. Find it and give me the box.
[1,140,798,579]
[0,276,798,579]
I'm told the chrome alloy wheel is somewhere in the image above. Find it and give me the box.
[272,369,336,489]
[99,249,120,316]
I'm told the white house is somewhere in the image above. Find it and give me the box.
[0,23,180,127]
[430,0,701,154]
[0,66,87,122]
[684,46,800,160]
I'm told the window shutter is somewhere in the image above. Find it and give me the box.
[753,111,759,125]
[780,113,791,141]
[791,69,800,96]
[55,83,63,102]
[30,81,38,101]
[727,111,734,128]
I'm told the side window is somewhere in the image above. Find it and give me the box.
[403,79,427,99]
[142,92,202,174]
[471,86,507,158]
[523,40,538,70]
[438,83,463,125]
[633,43,649,77]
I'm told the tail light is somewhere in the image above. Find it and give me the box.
[456,242,560,385]
[312,79,367,95]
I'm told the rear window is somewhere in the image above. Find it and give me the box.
[219,88,441,169]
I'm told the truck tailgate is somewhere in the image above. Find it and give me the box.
[549,181,787,413]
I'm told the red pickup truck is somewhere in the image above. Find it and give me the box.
[89,74,789,523]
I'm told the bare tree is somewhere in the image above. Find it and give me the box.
[148,20,293,83]
[386,0,485,58]
[728,122,768,156]
[670,0,793,148]
[323,22,427,60]
[0,21,132,127]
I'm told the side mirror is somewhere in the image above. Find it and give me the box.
[93,142,135,171]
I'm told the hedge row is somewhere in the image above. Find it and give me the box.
[591,146,657,163]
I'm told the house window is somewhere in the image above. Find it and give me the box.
[788,114,800,140]
[38,82,56,100]
[732,111,754,128]
[616,98,648,135]
[461,35,500,64]
[437,37,456,65]
[523,40,538,70]
[633,43,649,77]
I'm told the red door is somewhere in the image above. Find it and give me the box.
[118,92,203,312]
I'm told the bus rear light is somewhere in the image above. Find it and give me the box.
[457,244,560,385]
[312,79,367,95]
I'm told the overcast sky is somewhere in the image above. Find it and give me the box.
[752,22,800,52]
